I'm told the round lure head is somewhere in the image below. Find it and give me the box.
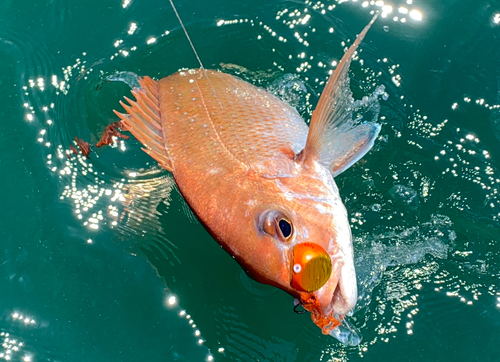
[291,242,332,292]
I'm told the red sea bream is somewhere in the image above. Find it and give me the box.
[104,16,381,339]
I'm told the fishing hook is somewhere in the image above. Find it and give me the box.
[293,299,307,314]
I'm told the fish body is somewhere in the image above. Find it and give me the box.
[112,16,380,335]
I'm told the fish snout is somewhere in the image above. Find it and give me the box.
[316,252,358,317]
[333,256,358,316]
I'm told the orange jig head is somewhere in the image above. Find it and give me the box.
[291,242,332,292]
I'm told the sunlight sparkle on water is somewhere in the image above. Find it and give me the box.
[493,13,500,24]
[166,295,177,306]
[381,5,393,17]
[1,330,30,362]
[160,292,210,355]
[426,98,500,220]
[128,23,137,35]
[348,0,424,21]
[11,312,36,326]
[409,9,423,21]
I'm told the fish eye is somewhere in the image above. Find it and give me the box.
[278,219,292,239]
[258,210,294,242]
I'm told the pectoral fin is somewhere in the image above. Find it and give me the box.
[328,122,381,177]
[299,14,381,177]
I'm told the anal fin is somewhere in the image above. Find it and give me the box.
[113,76,173,172]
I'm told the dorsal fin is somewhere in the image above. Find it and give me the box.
[299,14,380,177]
[114,76,174,171]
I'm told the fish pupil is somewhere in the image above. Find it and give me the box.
[278,219,292,238]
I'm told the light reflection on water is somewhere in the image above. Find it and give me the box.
[0,312,38,361]
[1,329,32,362]
[6,0,500,360]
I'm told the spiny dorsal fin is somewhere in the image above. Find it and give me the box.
[114,76,174,171]
[299,14,380,177]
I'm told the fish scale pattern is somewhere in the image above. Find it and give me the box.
[159,69,309,174]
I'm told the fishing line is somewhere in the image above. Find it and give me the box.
[168,0,205,70]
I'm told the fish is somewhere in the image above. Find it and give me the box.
[100,14,381,339]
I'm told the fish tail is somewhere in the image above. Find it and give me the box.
[114,76,174,171]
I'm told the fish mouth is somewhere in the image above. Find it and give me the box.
[314,258,357,318]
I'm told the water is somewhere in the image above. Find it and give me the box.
[1,0,499,361]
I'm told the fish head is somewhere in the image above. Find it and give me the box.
[241,166,357,331]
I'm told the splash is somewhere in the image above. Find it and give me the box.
[108,71,141,89]
[355,214,453,308]
[329,315,363,346]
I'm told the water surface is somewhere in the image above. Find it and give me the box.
[1,0,499,361]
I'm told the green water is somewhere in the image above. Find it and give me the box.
[1,0,499,361]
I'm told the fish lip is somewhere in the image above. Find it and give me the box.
[330,274,356,316]
[312,264,339,316]
[314,260,357,318]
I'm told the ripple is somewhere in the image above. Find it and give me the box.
[214,305,298,361]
